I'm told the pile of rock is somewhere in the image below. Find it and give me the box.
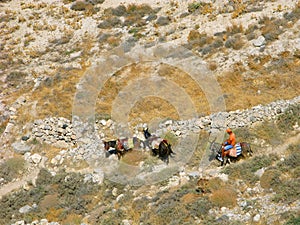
[31,117,76,148]
[157,96,300,135]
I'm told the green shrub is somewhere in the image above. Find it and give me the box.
[0,169,100,224]
[273,179,300,204]
[98,17,122,29]
[223,154,277,185]
[0,156,25,182]
[284,2,300,23]
[188,1,213,14]
[70,1,91,11]
[255,121,283,145]
[111,5,126,16]
[224,34,244,50]
[260,17,286,42]
[187,30,212,48]
[260,168,282,191]
[186,196,212,218]
[6,71,27,87]
[284,215,300,225]
[277,104,300,132]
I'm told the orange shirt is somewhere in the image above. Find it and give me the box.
[227,132,236,146]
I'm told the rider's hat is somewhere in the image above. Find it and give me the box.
[226,128,232,133]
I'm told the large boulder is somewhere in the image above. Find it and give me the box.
[12,142,31,154]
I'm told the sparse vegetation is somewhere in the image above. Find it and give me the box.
[277,104,300,132]
[0,169,100,224]
[223,154,278,185]
[0,156,25,183]
[210,188,237,208]
[188,1,214,15]
[0,0,300,224]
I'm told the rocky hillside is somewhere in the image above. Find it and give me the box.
[0,0,300,224]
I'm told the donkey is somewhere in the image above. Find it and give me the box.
[210,139,253,166]
[143,128,175,164]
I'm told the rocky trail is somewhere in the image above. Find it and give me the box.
[0,167,40,199]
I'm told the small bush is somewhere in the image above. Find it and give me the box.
[156,16,171,26]
[111,5,126,16]
[0,156,25,182]
[98,17,122,29]
[210,188,237,208]
[226,24,244,35]
[188,1,214,15]
[70,1,91,11]
[260,168,281,190]
[223,154,277,184]
[224,34,244,50]
[5,71,27,87]
[284,215,300,225]
[186,196,212,219]
[273,179,300,204]
[207,177,225,192]
[260,17,285,42]
[187,30,212,48]
[283,2,300,22]
[277,104,300,132]
[255,121,283,145]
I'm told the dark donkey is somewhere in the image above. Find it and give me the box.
[143,128,175,164]
[103,137,146,159]
[210,139,253,166]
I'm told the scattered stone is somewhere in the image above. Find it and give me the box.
[252,35,266,47]
[21,135,30,141]
[254,167,265,178]
[12,142,31,154]
[30,153,42,164]
[253,214,261,222]
[19,205,32,214]
[116,193,125,202]
[112,187,118,197]
[122,219,132,225]
[4,122,14,133]
[156,16,171,26]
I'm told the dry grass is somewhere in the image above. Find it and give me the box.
[210,188,237,208]
[121,150,149,166]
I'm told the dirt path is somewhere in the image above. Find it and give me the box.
[0,168,40,199]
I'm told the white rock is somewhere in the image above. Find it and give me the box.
[30,153,42,164]
[122,219,132,225]
[19,205,32,214]
[217,173,228,182]
[116,194,125,202]
[221,207,227,213]
[175,130,181,136]
[4,122,14,133]
[24,152,31,161]
[253,214,261,222]
[252,35,266,47]
[112,187,118,197]
[70,51,82,59]
[40,219,48,225]
[254,167,265,178]
[12,142,31,154]
[100,119,107,126]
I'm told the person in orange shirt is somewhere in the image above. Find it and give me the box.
[222,128,236,159]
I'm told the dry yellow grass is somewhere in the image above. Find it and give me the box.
[121,150,149,166]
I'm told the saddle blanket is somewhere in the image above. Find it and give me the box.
[120,138,134,150]
[229,143,242,157]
